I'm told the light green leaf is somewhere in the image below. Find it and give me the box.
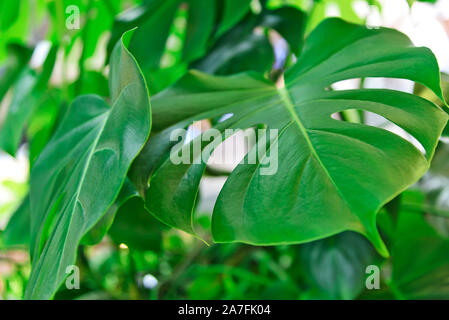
[0,1,20,32]
[25,29,151,299]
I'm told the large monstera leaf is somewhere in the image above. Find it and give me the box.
[131,18,447,257]
[25,30,151,299]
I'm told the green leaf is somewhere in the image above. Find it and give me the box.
[0,69,38,155]
[80,179,139,246]
[108,196,165,252]
[260,6,306,55]
[192,6,306,76]
[107,0,282,86]
[300,232,380,299]
[0,43,32,103]
[0,44,58,156]
[2,195,30,248]
[192,16,275,75]
[0,1,34,62]
[215,0,252,37]
[109,0,217,71]
[414,73,449,136]
[46,0,119,64]
[0,1,20,32]
[27,88,63,166]
[25,29,151,299]
[134,18,447,257]
[305,0,365,33]
[71,71,109,97]
[389,208,449,299]
[411,141,449,218]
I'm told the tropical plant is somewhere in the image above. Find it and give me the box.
[1,0,449,300]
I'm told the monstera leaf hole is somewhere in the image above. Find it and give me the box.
[130,18,449,264]
[331,78,416,92]
[331,109,427,156]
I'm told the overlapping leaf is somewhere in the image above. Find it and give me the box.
[300,232,379,299]
[2,195,30,248]
[109,0,305,92]
[109,0,252,71]
[389,202,449,299]
[25,29,151,299]
[192,6,305,76]
[132,18,448,257]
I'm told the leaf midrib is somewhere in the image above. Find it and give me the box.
[277,86,355,216]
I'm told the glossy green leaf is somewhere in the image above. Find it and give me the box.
[80,179,139,246]
[25,29,151,299]
[134,18,447,257]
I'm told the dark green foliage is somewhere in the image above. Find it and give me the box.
[1,0,449,300]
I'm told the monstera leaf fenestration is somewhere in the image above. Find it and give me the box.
[131,18,448,257]
[25,30,151,299]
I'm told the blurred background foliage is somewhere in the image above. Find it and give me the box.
[1,0,449,300]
